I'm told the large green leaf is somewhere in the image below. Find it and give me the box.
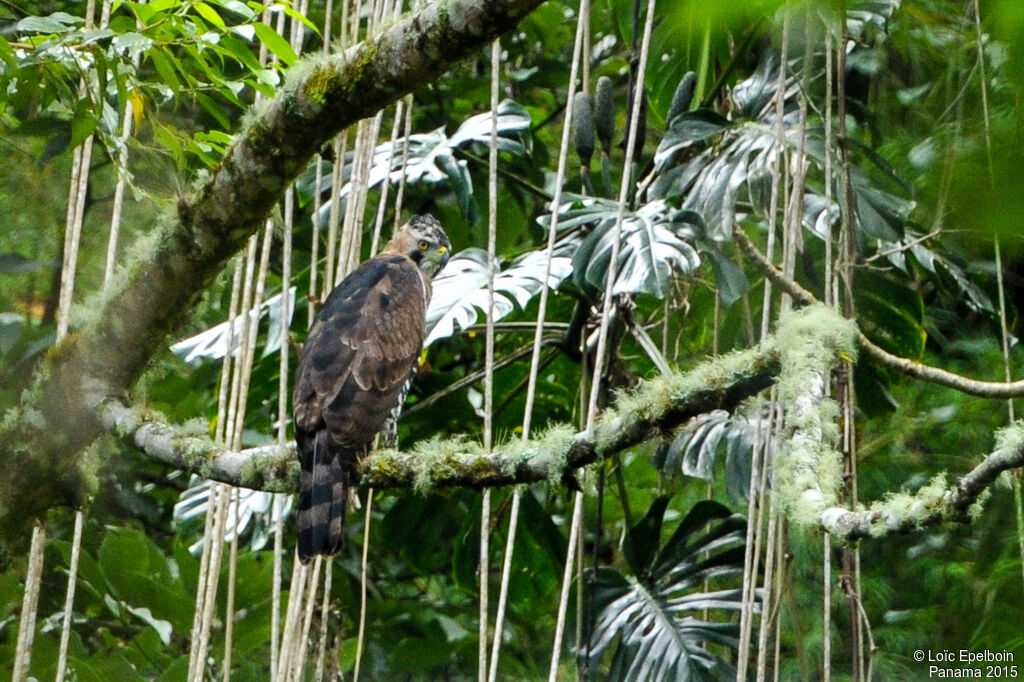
[656,411,763,502]
[587,499,750,681]
[308,99,532,225]
[622,495,670,576]
[549,195,702,297]
[645,1,913,246]
[424,243,575,345]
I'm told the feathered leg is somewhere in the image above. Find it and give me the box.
[297,429,349,563]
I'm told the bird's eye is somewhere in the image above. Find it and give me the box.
[418,240,429,250]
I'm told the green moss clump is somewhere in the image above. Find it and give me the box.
[239,446,297,491]
[867,474,953,533]
[405,435,485,494]
[501,424,576,483]
[301,60,335,106]
[772,305,857,526]
[775,304,858,364]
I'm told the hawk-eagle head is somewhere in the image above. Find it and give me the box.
[387,214,451,277]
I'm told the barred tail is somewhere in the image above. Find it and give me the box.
[297,429,349,563]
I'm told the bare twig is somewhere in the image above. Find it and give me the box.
[733,228,1024,398]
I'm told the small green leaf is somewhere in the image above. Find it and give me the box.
[112,31,154,57]
[220,35,262,70]
[149,47,182,91]
[70,103,98,149]
[253,22,298,66]
[124,604,173,645]
[17,14,79,34]
[195,92,231,130]
[207,0,257,20]
[281,2,322,37]
[701,240,748,306]
[193,1,226,27]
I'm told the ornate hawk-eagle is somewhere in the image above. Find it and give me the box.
[292,215,450,562]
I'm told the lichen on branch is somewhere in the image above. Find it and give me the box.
[821,422,1024,540]
[101,326,786,494]
[773,305,858,525]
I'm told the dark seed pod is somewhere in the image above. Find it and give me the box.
[595,76,615,154]
[573,91,595,169]
[666,71,697,123]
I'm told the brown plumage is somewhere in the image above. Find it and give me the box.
[292,215,451,562]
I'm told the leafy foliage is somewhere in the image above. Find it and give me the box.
[655,409,765,502]
[587,498,750,681]
[645,53,917,246]
[307,100,533,227]
[425,242,575,345]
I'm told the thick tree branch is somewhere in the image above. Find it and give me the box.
[100,341,781,491]
[100,303,1024,544]
[733,228,1024,398]
[0,0,545,537]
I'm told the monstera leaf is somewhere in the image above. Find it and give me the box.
[174,479,290,553]
[170,288,295,364]
[655,410,768,503]
[541,195,705,298]
[587,498,751,682]
[424,243,575,346]
[308,99,532,224]
[645,0,913,245]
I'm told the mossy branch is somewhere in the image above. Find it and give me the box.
[821,423,1024,540]
[732,229,1024,538]
[95,305,1024,542]
[101,339,781,492]
[773,306,857,525]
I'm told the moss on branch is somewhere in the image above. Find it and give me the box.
[822,422,1024,540]
[100,327,784,495]
[72,303,1024,544]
